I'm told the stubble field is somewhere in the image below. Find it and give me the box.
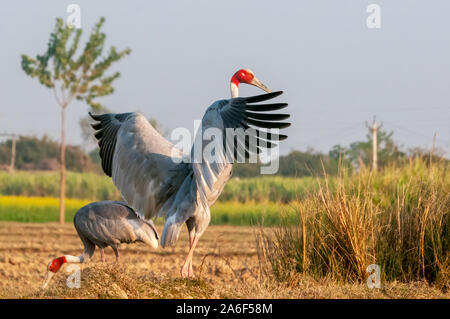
[0,222,447,299]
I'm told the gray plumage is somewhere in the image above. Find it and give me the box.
[42,201,159,288]
[89,91,289,250]
[74,200,159,261]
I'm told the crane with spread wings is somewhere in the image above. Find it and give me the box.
[90,70,290,277]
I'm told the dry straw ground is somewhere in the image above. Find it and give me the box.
[0,222,447,299]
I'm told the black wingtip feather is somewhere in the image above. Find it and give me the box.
[257,132,289,142]
[88,112,102,121]
[94,131,103,139]
[91,123,102,130]
[245,112,290,121]
[244,91,283,103]
[245,103,288,112]
[88,112,132,178]
[245,118,291,129]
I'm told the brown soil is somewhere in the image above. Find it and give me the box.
[0,222,447,299]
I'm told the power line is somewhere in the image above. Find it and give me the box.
[382,120,448,145]
[300,123,363,146]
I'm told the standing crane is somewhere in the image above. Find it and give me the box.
[43,201,159,288]
[89,69,290,278]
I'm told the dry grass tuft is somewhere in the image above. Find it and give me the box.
[27,263,221,299]
[22,263,449,299]
[257,159,450,290]
[30,263,140,299]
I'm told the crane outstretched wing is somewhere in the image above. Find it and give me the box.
[89,112,190,221]
[190,91,290,206]
[89,91,289,248]
[161,91,290,247]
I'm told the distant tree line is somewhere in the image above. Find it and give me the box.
[0,135,98,172]
[0,125,446,177]
[234,125,447,177]
[232,149,341,178]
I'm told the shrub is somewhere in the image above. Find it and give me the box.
[257,159,450,289]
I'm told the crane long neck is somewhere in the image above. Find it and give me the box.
[230,75,239,98]
[50,255,84,273]
[64,255,84,263]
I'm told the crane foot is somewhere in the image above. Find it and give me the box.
[181,264,195,278]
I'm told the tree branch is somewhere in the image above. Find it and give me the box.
[53,87,62,106]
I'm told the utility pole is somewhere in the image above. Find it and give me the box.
[0,133,16,172]
[372,117,378,172]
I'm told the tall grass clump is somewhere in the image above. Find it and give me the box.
[257,159,449,289]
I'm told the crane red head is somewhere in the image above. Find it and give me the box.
[43,256,67,288]
[47,256,66,273]
[230,69,272,98]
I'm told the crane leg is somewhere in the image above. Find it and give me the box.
[185,220,196,277]
[181,234,199,278]
[112,247,120,263]
[100,248,106,262]
[188,229,195,277]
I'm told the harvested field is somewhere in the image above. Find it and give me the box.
[0,222,447,299]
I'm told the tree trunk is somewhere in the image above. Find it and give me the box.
[10,135,16,172]
[59,106,66,224]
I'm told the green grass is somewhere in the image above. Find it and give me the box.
[0,196,291,226]
[210,201,297,226]
[220,176,320,202]
[0,196,90,223]
[0,171,119,200]
[0,171,318,203]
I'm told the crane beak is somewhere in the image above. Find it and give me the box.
[42,263,54,289]
[250,77,272,93]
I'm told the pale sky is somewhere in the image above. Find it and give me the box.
[0,0,449,157]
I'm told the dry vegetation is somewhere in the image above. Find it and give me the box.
[256,159,450,291]
[0,158,448,299]
[0,223,447,299]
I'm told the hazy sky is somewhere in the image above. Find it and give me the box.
[0,0,449,157]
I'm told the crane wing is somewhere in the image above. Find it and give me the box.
[89,112,190,220]
[190,91,290,206]
[90,92,289,248]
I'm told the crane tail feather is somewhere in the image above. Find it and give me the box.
[161,215,182,248]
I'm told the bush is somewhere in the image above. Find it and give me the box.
[257,159,450,289]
